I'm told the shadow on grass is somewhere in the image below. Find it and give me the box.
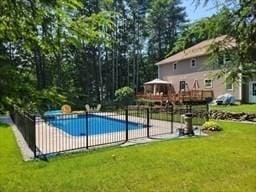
[0,122,9,128]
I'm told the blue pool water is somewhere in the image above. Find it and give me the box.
[44,110,63,116]
[47,114,142,136]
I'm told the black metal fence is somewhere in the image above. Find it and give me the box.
[10,104,209,158]
[10,109,36,157]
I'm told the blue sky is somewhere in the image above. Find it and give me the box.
[182,0,218,22]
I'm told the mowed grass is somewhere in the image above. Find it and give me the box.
[210,104,256,113]
[0,122,256,192]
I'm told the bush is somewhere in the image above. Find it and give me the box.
[202,121,222,131]
[114,86,135,106]
[136,98,155,106]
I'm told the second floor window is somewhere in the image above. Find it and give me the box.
[191,58,197,68]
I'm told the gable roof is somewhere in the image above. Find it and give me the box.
[156,35,236,65]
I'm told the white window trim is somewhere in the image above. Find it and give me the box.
[224,54,231,64]
[191,58,197,68]
[173,63,177,72]
[225,82,233,91]
[204,79,213,89]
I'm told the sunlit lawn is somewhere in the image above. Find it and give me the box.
[210,104,256,113]
[0,121,256,192]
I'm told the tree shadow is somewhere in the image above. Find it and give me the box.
[0,122,9,128]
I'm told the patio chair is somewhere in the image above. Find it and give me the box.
[95,104,101,112]
[85,104,91,112]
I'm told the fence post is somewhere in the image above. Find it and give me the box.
[86,112,89,149]
[146,108,150,138]
[125,108,128,142]
[171,105,174,134]
[33,115,37,158]
[206,104,209,121]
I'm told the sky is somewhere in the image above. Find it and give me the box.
[182,0,219,22]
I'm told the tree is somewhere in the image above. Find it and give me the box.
[147,0,187,61]
[170,8,231,55]
[0,0,113,111]
[114,86,135,106]
[192,0,256,82]
[0,0,189,111]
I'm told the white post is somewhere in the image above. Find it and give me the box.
[158,65,160,78]
[153,84,156,95]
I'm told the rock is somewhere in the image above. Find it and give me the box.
[209,110,256,122]
[240,114,248,121]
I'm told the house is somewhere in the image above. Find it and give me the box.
[144,35,256,103]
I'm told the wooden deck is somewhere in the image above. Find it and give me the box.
[137,90,214,104]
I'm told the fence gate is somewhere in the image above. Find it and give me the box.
[126,107,148,140]
[147,106,174,138]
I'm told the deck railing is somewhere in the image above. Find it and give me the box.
[137,90,214,103]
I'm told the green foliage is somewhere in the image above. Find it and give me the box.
[136,98,155,106]
[170,8,231,55]
[202,120,222,131]
[0,0,114,112]
[147,0,186,60]
[114,86,135,106]
[1,0,254,112]
[186,0,256,82]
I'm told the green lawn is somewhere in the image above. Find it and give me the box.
[210,104,256,113]
[0,122,256,192]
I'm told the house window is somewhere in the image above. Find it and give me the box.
[173,63,177,71]
[191,58,197,68]
[204,79,213,88]
[224,54,231,63]
[226,82,233,90]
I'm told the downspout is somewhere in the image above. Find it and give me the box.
[238,73,242,102]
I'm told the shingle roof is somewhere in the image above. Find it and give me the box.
[156,35,236,65]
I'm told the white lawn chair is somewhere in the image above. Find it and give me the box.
[95,104,101,112]
[85,104,91,112]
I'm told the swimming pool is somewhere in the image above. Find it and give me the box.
[44,110,63,116]
[47,114,142,136]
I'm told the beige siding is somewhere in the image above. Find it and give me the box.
[158,56,242,100]
[159,56,209,78]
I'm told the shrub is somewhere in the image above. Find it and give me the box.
[114,86,135,106]
[202,121,222,131]
[136,98,154,106]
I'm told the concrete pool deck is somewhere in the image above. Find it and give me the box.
[35,112,201,155]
